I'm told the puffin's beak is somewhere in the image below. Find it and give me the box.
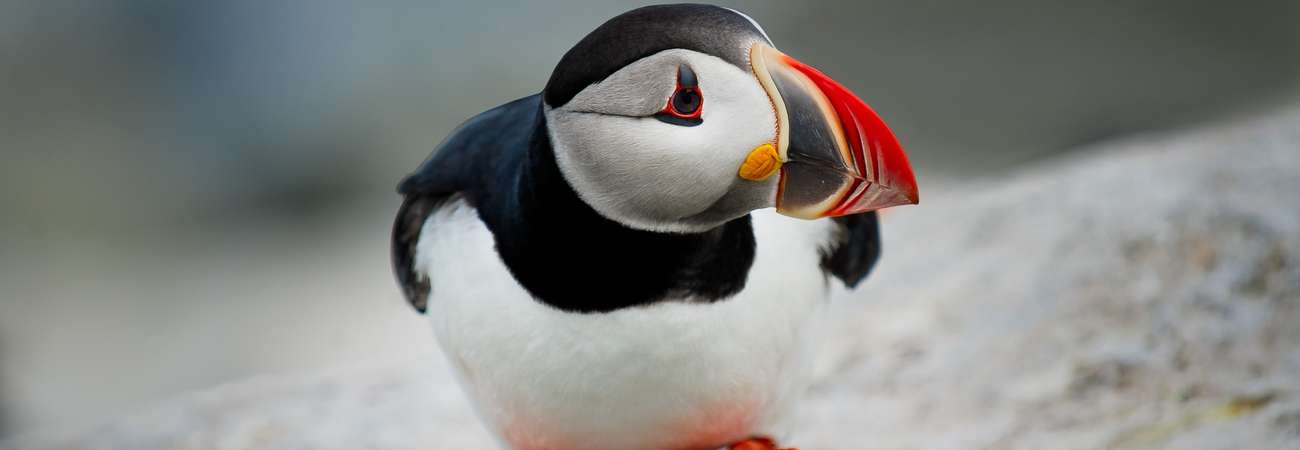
[743,43,919,219]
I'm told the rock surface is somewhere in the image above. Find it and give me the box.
[10,107,1299,450]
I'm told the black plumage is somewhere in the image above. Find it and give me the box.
[544,4,768,108]
[392,95,881,313]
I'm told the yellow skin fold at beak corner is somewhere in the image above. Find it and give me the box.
[737,143,782,181]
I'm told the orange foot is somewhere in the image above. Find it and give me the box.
[728,437,797,450]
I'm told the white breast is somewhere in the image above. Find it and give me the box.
[415,200,836,450]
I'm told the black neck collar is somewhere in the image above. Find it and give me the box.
[482,105,756,313]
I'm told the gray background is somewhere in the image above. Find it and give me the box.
[2,0,1298,439]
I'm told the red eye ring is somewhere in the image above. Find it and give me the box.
[662,85,703,119]
[656,65,703,123]
[663,87,702,119]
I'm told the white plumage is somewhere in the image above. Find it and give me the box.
[416,199,837,450]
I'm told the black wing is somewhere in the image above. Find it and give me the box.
[390,95,542,313]
[821,211,882,288]
[391,194,452,313]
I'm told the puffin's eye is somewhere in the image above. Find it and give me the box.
[655,65,703,127]
[671,88,700,115]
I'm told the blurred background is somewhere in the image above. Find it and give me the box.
[2,0,1298,441]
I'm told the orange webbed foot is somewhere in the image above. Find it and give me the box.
[728,437,797,450]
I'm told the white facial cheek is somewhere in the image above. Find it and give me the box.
[712,73,778,153]
[543,50,778,232]
[614,120,734,216]
[549,111,731,228]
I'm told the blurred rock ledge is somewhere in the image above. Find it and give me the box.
[8,105,1300,450]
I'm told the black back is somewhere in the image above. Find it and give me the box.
[392,96,543,311]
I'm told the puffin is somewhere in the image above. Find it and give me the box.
[391,5,918,450]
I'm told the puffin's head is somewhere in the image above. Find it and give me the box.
[543,4,918,233]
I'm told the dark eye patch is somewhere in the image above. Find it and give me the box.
[678,64,698,88]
